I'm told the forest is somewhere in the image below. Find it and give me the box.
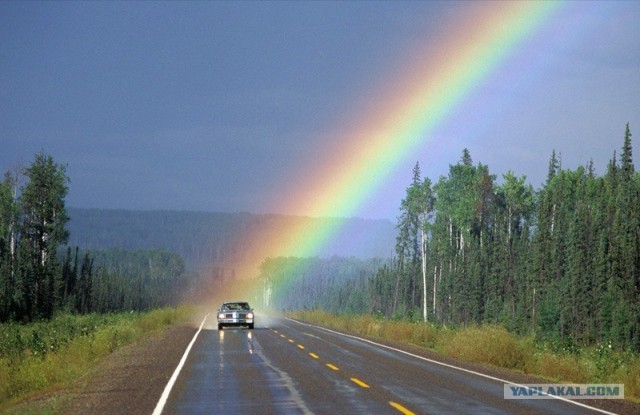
[0,154,186,322]
[65,208,395,272]
[2,124,638,354]
[259,124,640,352]
[0,153,394,323]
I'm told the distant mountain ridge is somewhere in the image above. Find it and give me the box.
[67,208,396,275]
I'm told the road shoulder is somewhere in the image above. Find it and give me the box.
[2,323,197,415]
[59,324,197,415]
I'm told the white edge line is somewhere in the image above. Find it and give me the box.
[152,314,209,415]
[286,318,619,415]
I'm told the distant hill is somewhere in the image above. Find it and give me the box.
[66,208,396,277]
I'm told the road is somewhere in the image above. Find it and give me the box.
[159,316,619,415]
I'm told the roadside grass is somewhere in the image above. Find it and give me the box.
[0,306,193,410]
[289,310,640,403]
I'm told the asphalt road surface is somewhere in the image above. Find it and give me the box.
[159,316,622,415]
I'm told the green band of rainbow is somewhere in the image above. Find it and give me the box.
[231,2,565,281]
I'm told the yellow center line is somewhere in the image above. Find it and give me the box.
[326,363,340,371]
[389,401,416,415]
[350,377,370,388]
[309,352,319,359]
[279,334,286,338]
[288,339,295,343]
[297,344,305,350]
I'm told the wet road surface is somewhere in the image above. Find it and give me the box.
[161,316,618,415]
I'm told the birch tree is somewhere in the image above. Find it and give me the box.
[19,153,70,318]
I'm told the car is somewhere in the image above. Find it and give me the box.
[217,301,254,330]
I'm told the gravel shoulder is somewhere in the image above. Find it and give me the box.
[4,323,197,415]
[58,324,197,415]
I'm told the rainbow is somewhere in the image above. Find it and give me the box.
[226,2,566,283]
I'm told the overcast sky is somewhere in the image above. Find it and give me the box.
[2,1,639,220]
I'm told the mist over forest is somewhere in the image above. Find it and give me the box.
[2,123,639,353]
[259,125,640,351]
[66,209,396,274]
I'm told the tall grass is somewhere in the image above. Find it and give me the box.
[290,310,640,403]
[0,306,193,406]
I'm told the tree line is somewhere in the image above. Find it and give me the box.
[261,124,640,351]
[257,256,387,313]
[65,208,395,272]
[0,153,186,322]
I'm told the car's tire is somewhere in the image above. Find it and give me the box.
[248,323,254,329]
[218,323,223,330]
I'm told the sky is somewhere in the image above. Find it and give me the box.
[2,1,639,221]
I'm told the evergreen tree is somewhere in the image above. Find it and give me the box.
[0,179,13,320]
[611,124,639,349]
[494,171,534,326]
[395,163,423,317]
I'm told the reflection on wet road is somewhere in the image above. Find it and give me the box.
[165,324,312,414]
[162,317,615,415]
